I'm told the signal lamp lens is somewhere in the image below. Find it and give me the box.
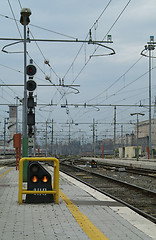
[26,64,37,76]
[31,164,39,173]
[42,176,48,183]
[32,176,38,183]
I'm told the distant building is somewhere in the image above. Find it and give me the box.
[117,119,156,157]
[119,146,141,158]
[135,119,156,151]
[116,133,136,148]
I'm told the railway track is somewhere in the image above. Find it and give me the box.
[70,158,156,178]
[60,162,156,223]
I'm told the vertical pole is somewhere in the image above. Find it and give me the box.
[16,98,18,134]
[101,145,104,159]
[121,125,123,147]
[4,118,6,156]
[51,119,54,155]
[22,18,28,181]
[23,17,27,141]
[121,125,123,158]
[68,123,71,144]
[114,106,116,157]
[136,114,139,160]
[22,17,28,158]
[46,121,48,156]
[149,47,152,159]
[92,118,95,157]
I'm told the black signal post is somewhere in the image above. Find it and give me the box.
[26,60,37,153]
[26,162,54,203]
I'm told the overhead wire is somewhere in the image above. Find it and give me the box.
[2,0,135,131]
[63,0,132,99]
[7,0,22,38]
[0,0,23,104]
[28,29,61,80]
[87,54,144,103]
[52,1,114,119]
[63,0,113,80]
[55,0,113,121]
[51,0,139,131]
[0,77,22,97]
[17,0,22,9]
[3,1,65,109]
[0,63,23,74]
[15,0,62,85]
[90,0,132,57]
[101,66,156,103]
[0,13,77,40]
[62,0,134,124]
[82,52,154,125]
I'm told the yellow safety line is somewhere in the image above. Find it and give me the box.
[59,190,109,240]
[0,168,13,179]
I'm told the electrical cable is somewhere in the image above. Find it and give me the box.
[91,0,132,57]
[101,66,156,103]
[17,0,22,9]
[63,0,112,80]
[0,63,23,74]
[87,55,144,103]
[1,2,114,116]
[0,75,23,99]
[28,30,60,79]
[0,13,77,40]
[1,1,140,133]
[63,0,132,97]
[43,0,131,122]
[7,0,22,38]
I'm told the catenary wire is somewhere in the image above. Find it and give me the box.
[87,54,144,103]
[63,0,132,97]
[0,13,77,40]
[7,0,22,38]
[63,0,113,80]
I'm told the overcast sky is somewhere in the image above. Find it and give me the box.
[0,0,156,143]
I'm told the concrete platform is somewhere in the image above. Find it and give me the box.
[0,166,155,240]
[81,157,156,171]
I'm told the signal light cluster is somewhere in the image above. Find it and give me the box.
[26,61,37,140]
[31,175,49,183]
[91,160,97,168]
[26,162,54,203]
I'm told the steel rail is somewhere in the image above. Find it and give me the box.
[65,163,156,195]
[60,163,156,223]
[60,168,156,223]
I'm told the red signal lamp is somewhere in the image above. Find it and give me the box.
[42,176,48,183]
[26,64,37,76]
[31,176,38,183]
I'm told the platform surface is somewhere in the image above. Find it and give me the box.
[0,166,155,240]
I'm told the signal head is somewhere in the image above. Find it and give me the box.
[26,65,37,76]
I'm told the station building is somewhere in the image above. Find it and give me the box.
[118,119,156,158]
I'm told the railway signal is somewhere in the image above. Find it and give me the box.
[26,63,37,92]
[26,162,54,203]
[26,60,37,139]
[26,64,37,76]
[27,80,37,92]
[27,92,35,137]
[91,160,97,168]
